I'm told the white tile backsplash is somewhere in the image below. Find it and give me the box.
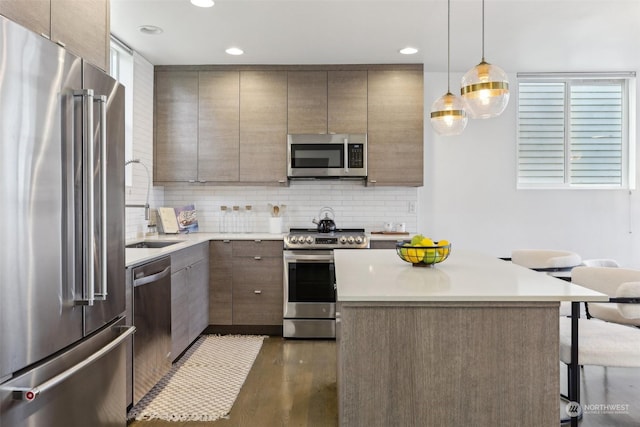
[162,181,418,233]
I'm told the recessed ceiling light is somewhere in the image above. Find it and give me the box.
[191,0,214,7]
[225,47,244,56]
[138,25,163,35]
[399,47,418,55]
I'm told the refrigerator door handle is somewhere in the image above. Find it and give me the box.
[73,89,95,306]
[9,325,136,402]
[94,95,108,301]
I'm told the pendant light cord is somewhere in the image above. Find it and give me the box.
[447,0,451,93]
[481,0,485,62]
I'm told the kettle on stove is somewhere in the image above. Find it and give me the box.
[312,207,337,233]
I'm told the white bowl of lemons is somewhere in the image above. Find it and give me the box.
[396,235,451,267]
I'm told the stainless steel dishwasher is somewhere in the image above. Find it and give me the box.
[132,256,172,404]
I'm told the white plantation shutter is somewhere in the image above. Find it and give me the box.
[518,82,565,184]
[517,73,634,189]
[570,83,622,185]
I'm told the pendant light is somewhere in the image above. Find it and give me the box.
[460,0,509,119]
[430,0,467,136]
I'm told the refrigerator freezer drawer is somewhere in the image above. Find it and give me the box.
[0,317,134,427]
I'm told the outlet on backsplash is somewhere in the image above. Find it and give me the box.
[408,202,416,213]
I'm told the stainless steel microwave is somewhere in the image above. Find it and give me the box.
[287,134,367,179]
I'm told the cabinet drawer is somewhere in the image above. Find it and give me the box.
[232,257,283,325]
[232,240,283,258]
[171,242,208,272]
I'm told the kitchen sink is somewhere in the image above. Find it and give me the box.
[125,240,184,249]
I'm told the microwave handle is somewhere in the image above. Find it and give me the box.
[343,137,349,173]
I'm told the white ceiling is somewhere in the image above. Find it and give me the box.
[111,0,640,73]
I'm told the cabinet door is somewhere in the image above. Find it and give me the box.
[154,71,199,182]
[328,70,368,134]
[171,268,189,361]
[367,70,424,186]
[198,71,240,182]
[187,258,209,343]
[209,241,233,325]
[51,0,109,71]
[287,71,327,134]
[239,71,287,183]
[232,257,283,325]
[0,1,50,36]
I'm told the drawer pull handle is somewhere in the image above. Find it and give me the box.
[254,239,262,243]
[254,256,261,260]
[254,290,262,294]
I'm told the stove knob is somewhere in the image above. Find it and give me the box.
[355,236,363,244]
[339,236,347,244]
[289,236,298,244]
[347,236,355,244]
[306,236,314,244]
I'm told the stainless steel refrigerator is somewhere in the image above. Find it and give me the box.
[0,16,134,427]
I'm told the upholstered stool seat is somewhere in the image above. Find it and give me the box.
[559,316,640,367]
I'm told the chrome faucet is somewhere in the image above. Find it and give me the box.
[125,159,151,220]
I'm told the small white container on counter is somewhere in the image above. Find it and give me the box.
[269,217,283,234]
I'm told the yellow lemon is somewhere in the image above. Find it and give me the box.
[419,237,435,247]
[405,247,424,263]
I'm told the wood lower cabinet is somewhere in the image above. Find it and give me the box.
[0,0,109,71]
[209,241,233,325]
[170,242,209,361]
[209,240,283,327]
[367,69,424,186]
[369,240,399,249]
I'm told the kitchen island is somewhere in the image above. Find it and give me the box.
[334,249,607,427]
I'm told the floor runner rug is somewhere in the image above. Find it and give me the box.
[127,334,265,422]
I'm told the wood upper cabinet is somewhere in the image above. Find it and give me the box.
[0,0,109,71]
[239,71,287,183]
[367,69,424,186]
[328,70,367,134]
[0,0,50,36]
[198,71,240,182]
[288,71,327,134]
[288,70,368,135]
[154,71,199,182]
[51,0,109,71]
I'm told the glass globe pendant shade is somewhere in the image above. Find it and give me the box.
[461,60,510,119]
[430,92,468,136]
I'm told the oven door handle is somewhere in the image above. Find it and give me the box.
[284,254,335,263]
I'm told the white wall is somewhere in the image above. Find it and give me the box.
[125,52,163,238]
[420,72,640,268]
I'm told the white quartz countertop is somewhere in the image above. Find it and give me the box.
[334,249,608,302]
[125,232,284,267]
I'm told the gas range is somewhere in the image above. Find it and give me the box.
[284,228,369,249]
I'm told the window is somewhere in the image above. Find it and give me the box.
[517,72,636,189]
[110,36,135,186]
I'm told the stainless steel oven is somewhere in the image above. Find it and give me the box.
[283,228,368,338]
[283,250,336,338]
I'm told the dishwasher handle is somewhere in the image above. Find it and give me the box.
[133,266,171,287]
